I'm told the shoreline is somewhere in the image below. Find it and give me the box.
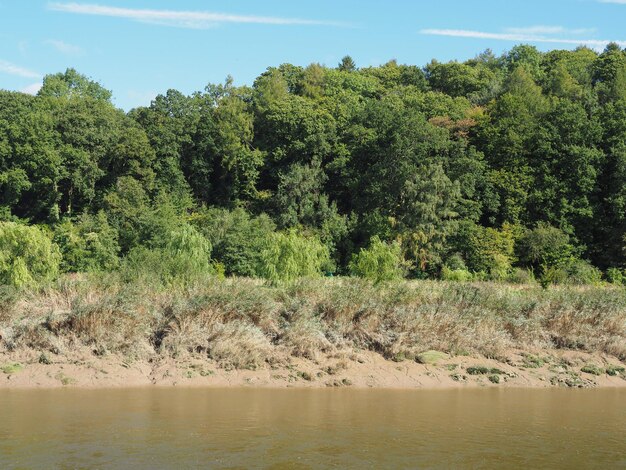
[2,349,624,391]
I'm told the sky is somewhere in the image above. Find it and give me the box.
[1,0,626,110]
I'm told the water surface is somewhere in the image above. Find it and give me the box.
[0,388,624,469]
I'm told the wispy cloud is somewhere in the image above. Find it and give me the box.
[598,0,626,4]
[0,59,40,78]
[420,28,626,49]
[47,2,344,29]
[504,26,595,36]
[21,82,43,95]
[45,39,83,55]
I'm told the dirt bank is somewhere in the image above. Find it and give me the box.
[1,348,624,390]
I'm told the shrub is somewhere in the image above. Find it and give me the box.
[441,266,474,282]
[606,268,625,285]
[540,259,603,287]
[54,212,120,273]
[467,225,516,280]
[507,268,535,284]
[581,364,603,376]
[121,224,213,286]
[565,260,603,286]
[190,207,276,277]
[256,230,331,281]
[104,178,188,254]
[0,222,61,287]
[349,236,405,283]
[517,223,576,274]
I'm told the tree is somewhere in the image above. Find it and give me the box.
[349,236,405,282]
[256,230,331,281]
[53,211,120,273]
[121,224,214,286]
[517,223,577,275]
[191,207,276,277]
[0,222,61,287]
[338,55,356,72]
[39,68,112,102]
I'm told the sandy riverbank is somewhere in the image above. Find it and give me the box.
[2,348,624,390]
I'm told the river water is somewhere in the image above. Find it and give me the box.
[0,388,624,469]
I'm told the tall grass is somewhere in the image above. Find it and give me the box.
[1,275,624,366]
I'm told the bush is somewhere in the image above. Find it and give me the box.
[256,230,331,281]
[467,225,516,280]
[517,223,576,274]
[507,268,535,284]
[121,224,213,286]
[564,260,603,286]
[606,267,625,285]
[190,207,276,277]
[349,236,405,283]
[54,212,120,273]
[0,222,61,287]
[441,266,474,282]
[539,260,603,287]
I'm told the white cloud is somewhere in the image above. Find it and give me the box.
[598,0,626,4]
[45,39,83,55]
[420,28,626,49]
[20,82,43,95]
[504,26,595,35]
[47,2,343,29]
[0,59,40,78]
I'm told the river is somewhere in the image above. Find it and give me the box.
[0,388,624,468]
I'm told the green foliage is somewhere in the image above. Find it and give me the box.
[606,267,625,285]
[517,223,576,275]
[441,266,474,282]
[190,207,276,277]
[580,364,603,376]
[564,260,603,286]
[54,212,120,273]
[461,223,517,280]
[121,224,213,286]
[39,68,113,101]
[256,230,330,281]
[349,236,405,282]
[0,222,60,287]
[2,45,626,284]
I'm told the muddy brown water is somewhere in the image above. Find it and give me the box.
[0,388,624,469]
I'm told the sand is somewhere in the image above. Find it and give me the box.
[1,348,624,390]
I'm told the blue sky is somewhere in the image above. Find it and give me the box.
[1,0,626,110]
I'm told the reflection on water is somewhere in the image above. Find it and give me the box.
[0,387,624,469]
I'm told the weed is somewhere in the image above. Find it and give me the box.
[297,371,313,381]
[1,363,23,374]
[54,372,76,386]
[521,353,545,368]
[38,353,51,365]
[606,365,625,376]
[416,350,450,365]
[581,364,603,376]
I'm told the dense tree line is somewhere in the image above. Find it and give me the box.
[2,44,626,287]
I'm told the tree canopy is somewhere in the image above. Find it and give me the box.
[2,44,626,286]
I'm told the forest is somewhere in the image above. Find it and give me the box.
[2,43,626,288]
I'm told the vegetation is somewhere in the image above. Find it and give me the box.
[3,44,626,286]
[2,46,626,376]
[0,222,60,287]
[0,277,624,366]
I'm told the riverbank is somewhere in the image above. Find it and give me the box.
[1,348,624,389]
[1,276,624,389]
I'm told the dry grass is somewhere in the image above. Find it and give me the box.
[0,275,624,366]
